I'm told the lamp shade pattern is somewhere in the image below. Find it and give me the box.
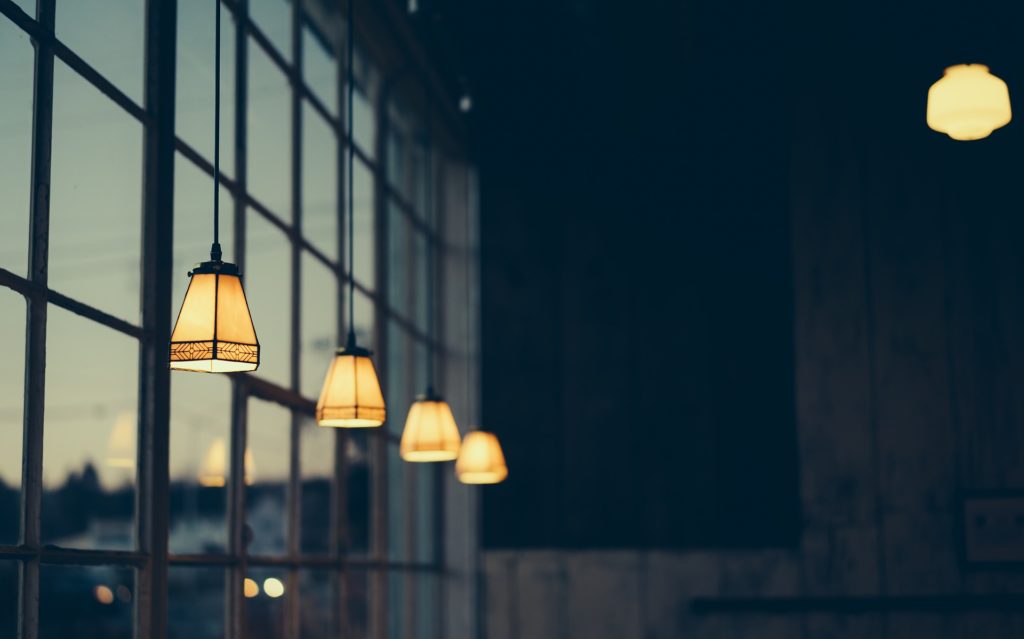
[316,341,386,428]
[399,392,461,462]
[927,64,1012,141]
[170,261,259,373]
[456,431,508,484]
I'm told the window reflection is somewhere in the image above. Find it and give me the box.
[248,36,292,218]
[169,373,230,554]
[168,567,224,639]
[299,570,337,638]
[43,305,137,550]
[0,18,32,276]
[246,210,292,387]
[245,568,287,639]
[303,106,339,261]
[300,415,332,554]
[55,0,145,104]
[246,399,290,556]
[39,565,134,639]
[0,291,24,545]
[176,0,236,178]
[49,61,143,323]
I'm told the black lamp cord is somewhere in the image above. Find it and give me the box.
[346,0,356,344]
[425,85,436,393]
[211,0,222,262]
[464,161,473,422]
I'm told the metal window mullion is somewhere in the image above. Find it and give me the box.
[136,1,178,639]
[285,0,303,637]
[227,0,250,637]
[18,0,55,636]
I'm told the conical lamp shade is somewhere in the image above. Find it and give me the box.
[400,391,461,462]
[927,64,1012,141]
[170,261,259,373]
[316,340,386,428]
[456,431,508,484]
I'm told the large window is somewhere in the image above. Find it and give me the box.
[0,1,478,638]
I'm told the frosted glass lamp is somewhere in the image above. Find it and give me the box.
[927,64,1012,141]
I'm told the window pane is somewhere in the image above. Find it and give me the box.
[415,463,437,563]
[386,322,412,437]
[169,373,230,554]
[0,18,32,276]
[342,570,368,639]
[39,565,134,639]
[174,154,236,293]
[346,431,370,555]
[301,415,333,554]
[0,561,16,637]
[0,291,24,545]
[176,0,236,178]
[387,444,407,561]
[352,288,375,350]
[353,158,375,288]
[387,200,411,316]
[168,566,225,639]
[303,27,337,117]
[301,252,337,398]
[55,0,145,104]
[249,0,291,62]
[246,399,289,556]
[353,86,375,158]
[387,571,404,639]
[415,574,440,639]
[248,36,291,218]
[49,61,143,323]
[43,306,137,550]
[245,567,288,639]
[246,210,292,387]
[303,104,338,261]
[299,570,337,638]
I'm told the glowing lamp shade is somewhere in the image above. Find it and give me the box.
[170,261,259,373]
[316,342,386,428]
[399,393,462,462]
[456,431,508,484]
[927,64,1012,141]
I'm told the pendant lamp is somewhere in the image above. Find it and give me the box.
[316,0,386,428]
[927,64,1012,141]
[456,431,508,484]
[170,0,259,373]
[399,95,461,462]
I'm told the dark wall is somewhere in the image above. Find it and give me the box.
[462,0,1024,551]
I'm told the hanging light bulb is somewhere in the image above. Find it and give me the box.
[317,0,385,428]
[170,0,258,372]
[400,389,461,461]
[456,431,507,484]
[927,64,1012,141]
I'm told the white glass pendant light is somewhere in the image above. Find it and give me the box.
[400,99,461,462]
[316,0,386,428]
[927,64,1012,141]
[170,0,259,372]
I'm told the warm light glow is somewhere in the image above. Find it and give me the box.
[170,262,259,373]
[263,577,285,598]
[106,411,136,470]
[927,64,1012,141]
[244,448,256,486]
[243,578,260,598]
[94,585,115,605]
[400,394,461,462]
[456,431,508,484]
[198,438,227,487]
[316,346,386,428]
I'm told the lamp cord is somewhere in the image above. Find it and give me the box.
[425,86,436,391]
[212,0,222,261]
[346,0,355,341]
[465,164,473,422]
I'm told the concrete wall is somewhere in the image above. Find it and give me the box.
[479,88,1024,638]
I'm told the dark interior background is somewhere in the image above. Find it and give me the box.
[414,0,1024,549]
